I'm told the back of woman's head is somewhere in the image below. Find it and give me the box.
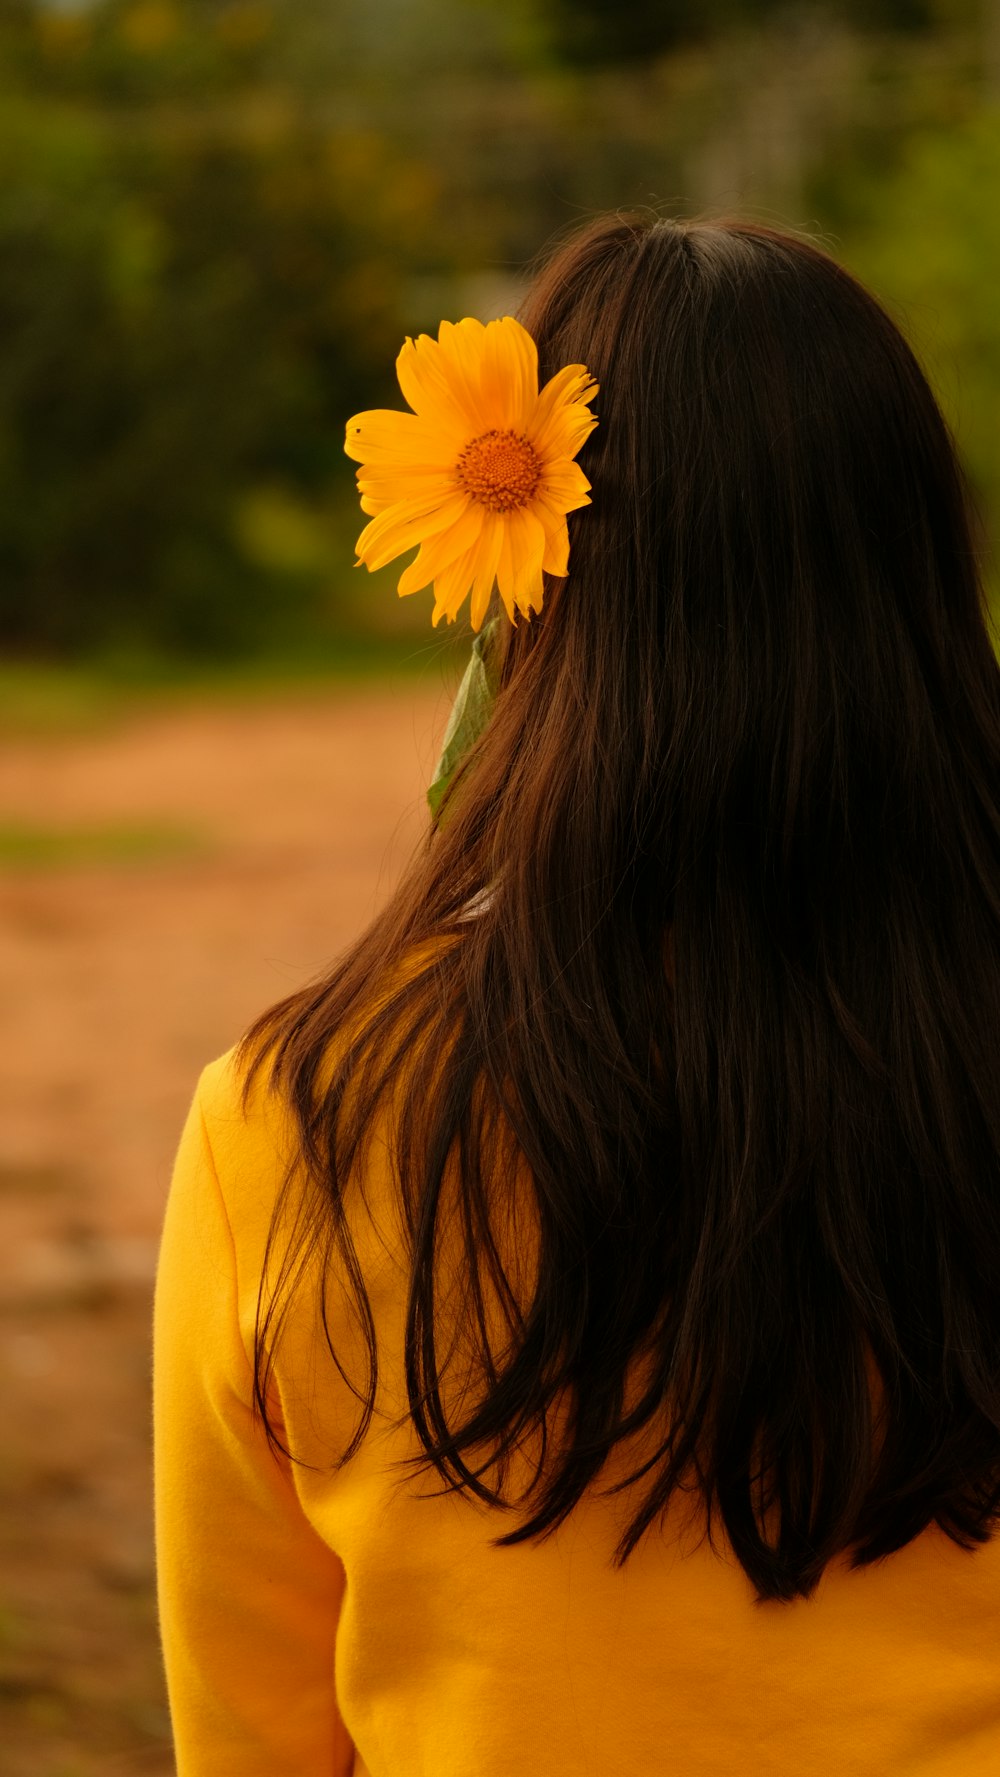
[247,214,1000,1605]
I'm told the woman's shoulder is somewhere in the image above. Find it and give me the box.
[193,1044,284,1163]
[180,1044,303,1257]
[186,933,464,1227]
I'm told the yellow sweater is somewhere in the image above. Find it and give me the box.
[154,1049,1000,1776]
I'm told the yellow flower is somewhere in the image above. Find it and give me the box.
[344,317,598,629]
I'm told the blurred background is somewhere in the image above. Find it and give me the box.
[1,1,998,1771]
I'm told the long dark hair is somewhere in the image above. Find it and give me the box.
[243,214,1000,1604]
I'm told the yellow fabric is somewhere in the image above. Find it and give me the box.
[155,1049,1000,1776]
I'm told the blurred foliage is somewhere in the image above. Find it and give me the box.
[0,817,206,869]
[540,0,983,67]
[0,0,998,656]
[816,105,1000,562]
[0,0,440,654]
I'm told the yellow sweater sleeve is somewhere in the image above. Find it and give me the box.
[153,1069,356,1776]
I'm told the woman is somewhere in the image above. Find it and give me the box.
[154,214,1000,1774]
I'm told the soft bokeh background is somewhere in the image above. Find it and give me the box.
[1,2,998,1770]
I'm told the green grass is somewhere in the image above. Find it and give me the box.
[0,820,207,871]
[0,633,468,738]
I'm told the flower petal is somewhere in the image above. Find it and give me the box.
[395,334,479,439]
[495,520,518,624]
[536,462,593,515]
[356,465,458,502]
[528,365,599,463]
[505,507,547,616]
[396,506,485,598]
[468,511,504,630]
[356,491,471,573]
[345,408,455,470]
[481,317,539,433]
[495,508,546,620]
[539,512,570,579]
[436,318,488,420]
[431,541,481,627]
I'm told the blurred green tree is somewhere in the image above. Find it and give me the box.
[820,106,1000,584]
[0,0,438,655]
[536,0,981,66]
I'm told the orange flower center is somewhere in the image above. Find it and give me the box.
[456,429,541,512]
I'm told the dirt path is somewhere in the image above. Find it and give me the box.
[0,682,449,1776]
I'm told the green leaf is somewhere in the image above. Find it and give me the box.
[427,616,501,820]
